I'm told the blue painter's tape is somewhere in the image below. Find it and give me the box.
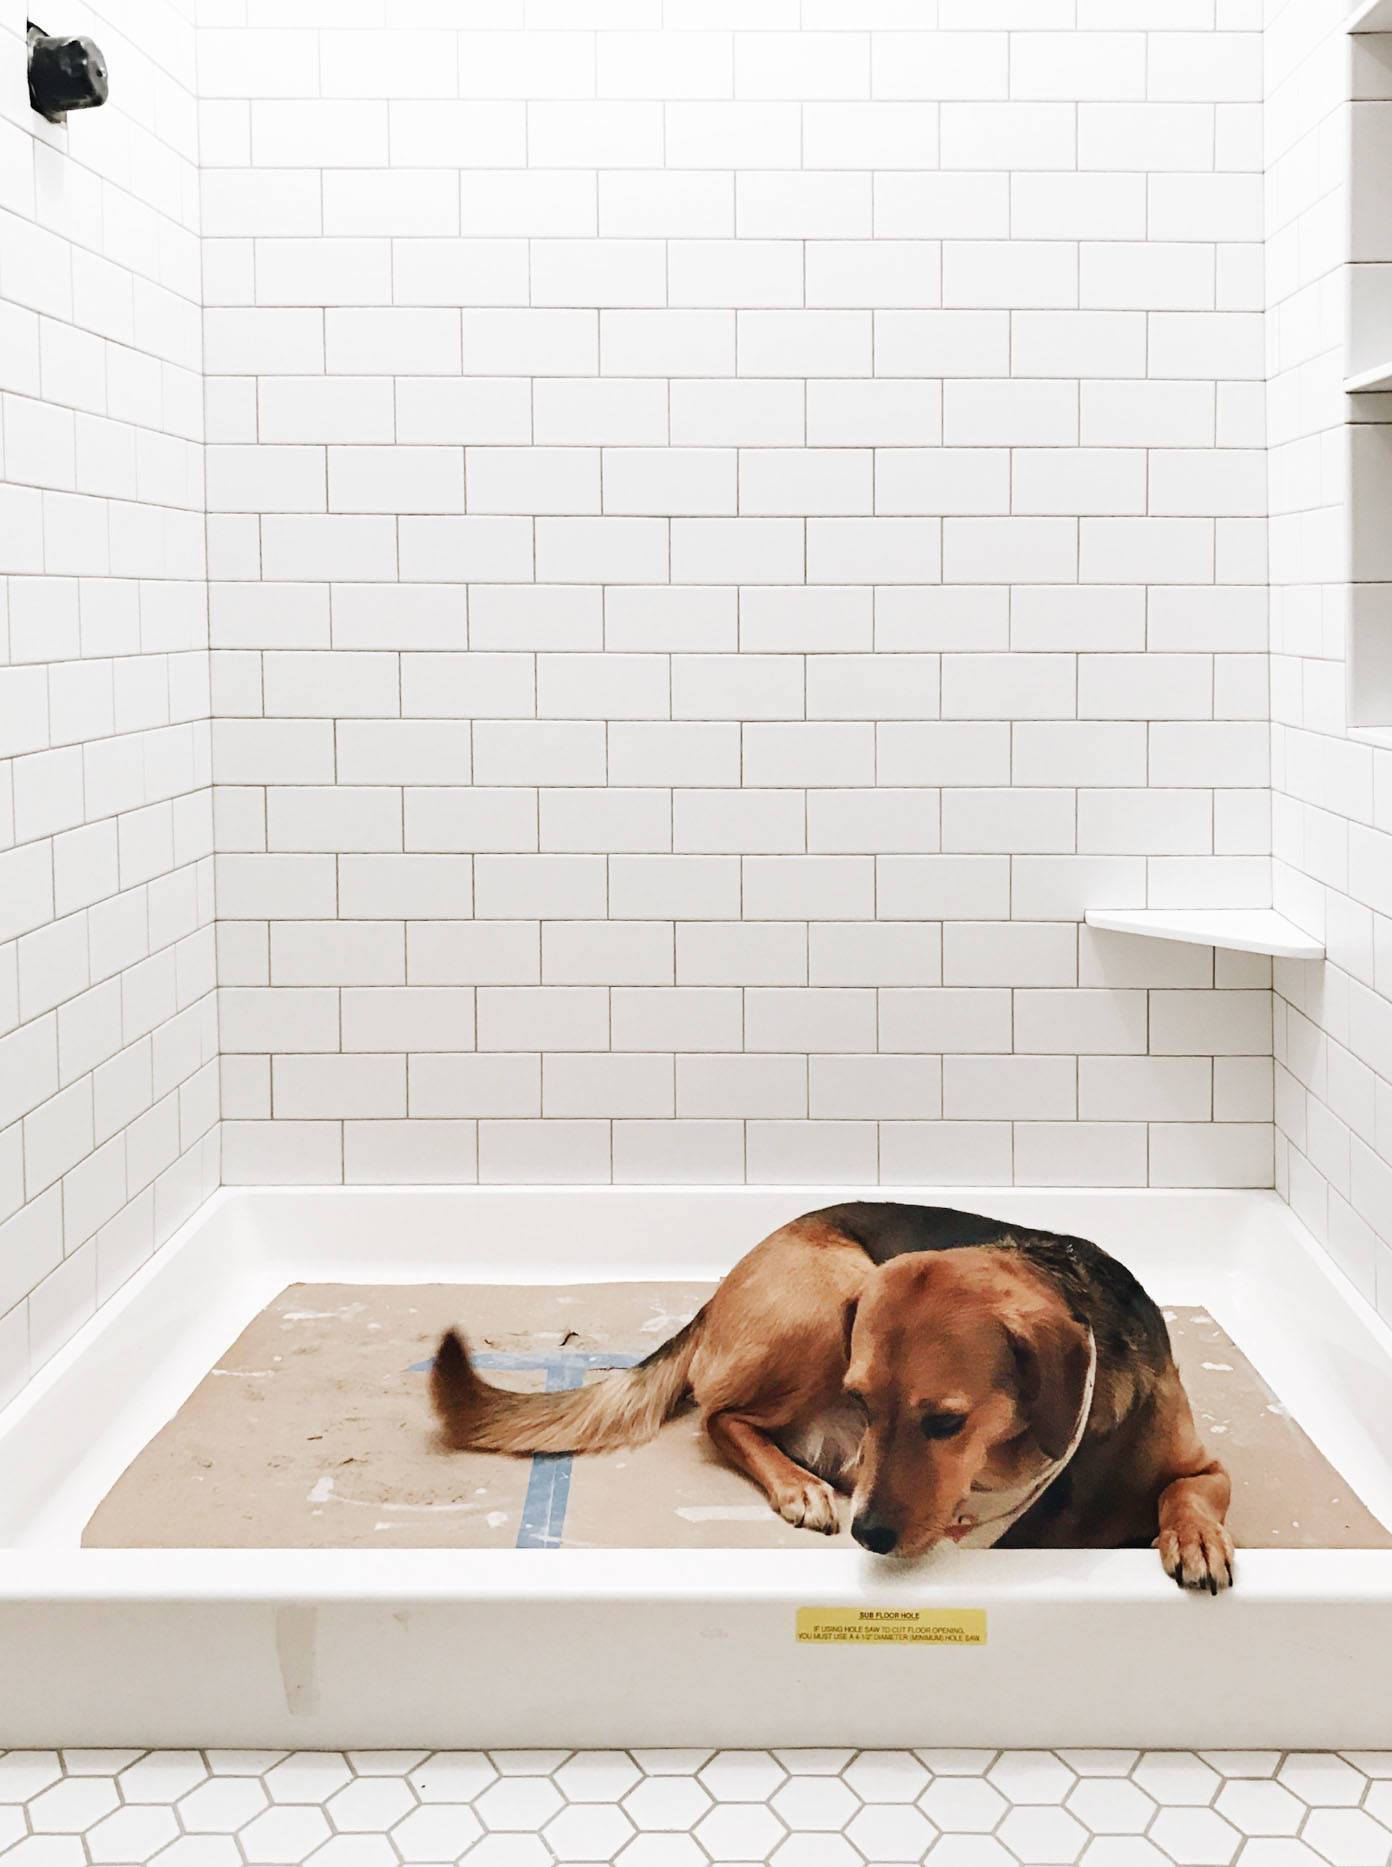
[409,1350,643,1374]
[516,1356,579,1551]
[414,1346,644,1549]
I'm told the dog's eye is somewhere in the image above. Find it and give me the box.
[921,1412,966,1440]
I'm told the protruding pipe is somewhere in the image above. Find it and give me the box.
[27,25,109,124]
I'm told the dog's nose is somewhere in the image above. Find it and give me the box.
[852,1515,898,1555]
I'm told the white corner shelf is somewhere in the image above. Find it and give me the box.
[1350,0,1392,31]
[1083,909,1324,961]
[1345,358,1392,393]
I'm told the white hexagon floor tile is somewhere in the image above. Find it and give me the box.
[176,1775,269,1833]
[473,1777,563,1834]
[1067,1778,1158,1834]
[542,1799,636,1861]
[239,1802,334,1864]
[389,1804,484,1861]
[26,1778,120,1836]
[921,1775,1011,1833]
[1,1747,1391,1866]
[555,1751,643,1804]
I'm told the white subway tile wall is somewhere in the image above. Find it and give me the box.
[0,0,217,1408]
[195,2,1273,1202]
[1268,0,1392,1327]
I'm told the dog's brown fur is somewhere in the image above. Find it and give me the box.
[431,1201,1233,1591]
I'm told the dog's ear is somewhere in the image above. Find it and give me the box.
[840,1295,859,1357]
[1007,1308,1092,1460]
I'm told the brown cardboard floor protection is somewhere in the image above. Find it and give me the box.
[83,1282,1392,1551]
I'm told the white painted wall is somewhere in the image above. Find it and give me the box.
[198,1,1276,1194]
[0,0,218,1406]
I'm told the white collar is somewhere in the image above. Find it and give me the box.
[948,1328,1098,1550]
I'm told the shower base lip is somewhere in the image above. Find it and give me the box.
[1,1183,1389,1748]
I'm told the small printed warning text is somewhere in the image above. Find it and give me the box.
[796,1607,988,1646]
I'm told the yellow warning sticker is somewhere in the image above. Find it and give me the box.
[796,1607,987,1646]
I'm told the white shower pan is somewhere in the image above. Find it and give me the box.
[1,1184,1390,1749]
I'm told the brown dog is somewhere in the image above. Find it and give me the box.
[431,1200,1234,1591]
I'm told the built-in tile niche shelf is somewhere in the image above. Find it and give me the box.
[1083,909,1324,961]
[1349,0,1392,31]
[1346,0,1392,399]
[1346,6,1392,723]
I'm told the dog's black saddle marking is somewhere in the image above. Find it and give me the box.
[809,1200,1171,1375]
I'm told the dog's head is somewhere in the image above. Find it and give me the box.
[844,1247,1092,1558]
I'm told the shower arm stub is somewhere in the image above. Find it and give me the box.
[27,22,108,124]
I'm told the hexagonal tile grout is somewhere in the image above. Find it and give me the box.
[0,1751,1391,1867]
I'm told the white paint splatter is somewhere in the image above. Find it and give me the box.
[640,1309,696,1336]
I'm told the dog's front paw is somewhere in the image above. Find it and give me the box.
[1157,1516,1234,1594]
[774,1474,839,1535]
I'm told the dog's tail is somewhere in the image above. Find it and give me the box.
[430,1310,705,1456]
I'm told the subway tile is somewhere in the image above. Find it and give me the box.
[746,1120,878,1184]
[943,1056,1077,1121]
[474,723,607,786]
[544,1054,673,1119]
[273,1053,406,1120]
[406,787,537,858]
[872,31,1006,101]
[408,922,540,987]
[880,988,1012,1054]
[746,988,875,1054]
[338,855,473,919]
[677,922,807,985]
[474,855,606,920]
[877,854,1011,920]
[610,855,742,919]
[809,922,942,986]
[943,921,1077,987]
[879,1120,1013,1186]
[675,790,805,854]
[344,1121,478,1186]
[342,987,475,1053]
[738,31,869,101]
[1079,1057,1212,1122]
[1014,1122,1147,1187]
[665,102,801,169]
[477,987,609,1053]
[544,927,674,989]
[479,1121,611,1185]
[540,788,671,852]
[535,379,668,446]
[678,1053,806,1118]
[604,448,736,516]
[1150,1123,1273,1189]
[608,1120,738,1179]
